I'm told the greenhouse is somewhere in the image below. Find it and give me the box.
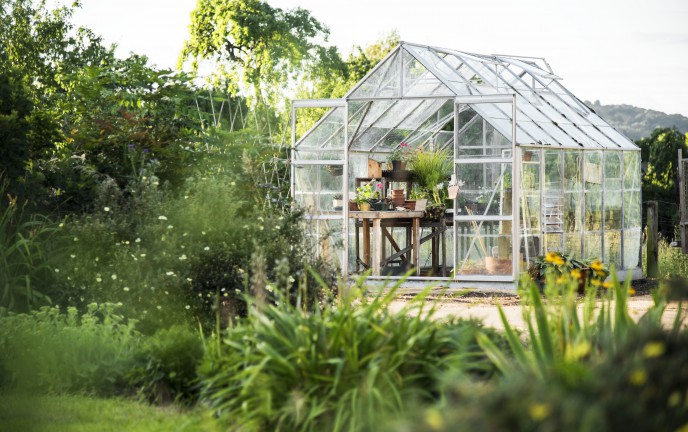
[291,42,641,287]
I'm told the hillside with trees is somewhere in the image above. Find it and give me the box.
[586,100,688,140]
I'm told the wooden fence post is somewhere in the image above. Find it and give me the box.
[647,201,659,278]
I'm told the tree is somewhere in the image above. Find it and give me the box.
[636,127,688,237]
[180,0,331,105]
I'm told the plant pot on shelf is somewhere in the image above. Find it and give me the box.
[403,200,416,211]
[522,150,534,162]
[333,199,343,210]
[373,200,387,211]
[349,201,358,211]
[391,189,405,208]
[391,160,407,171]
[357,202,371,211]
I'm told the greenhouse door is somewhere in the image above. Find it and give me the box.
[291,100,349,275]
[453,97,517,281]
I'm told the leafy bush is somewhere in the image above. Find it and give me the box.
[0,180,62,311]
[0,303,139,395]
[128,325,204,405]
[197,276,499,432]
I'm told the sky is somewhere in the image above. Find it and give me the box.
[69,0,688,116]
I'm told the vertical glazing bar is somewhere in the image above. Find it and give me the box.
[291,104,296,204]
[581,150,585,258]
[620,152,625,268]
[343,103,349,277]
[453,102,459,280]
[399,48,404,98]
[601,151,606,262]
[539,147,545,256]
[511,95,519,280]
[680,149,686,253]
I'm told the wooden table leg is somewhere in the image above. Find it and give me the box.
[372,218,381,276]
[355,220,360,272]
[413,218,420,276]
[362,219,370,269]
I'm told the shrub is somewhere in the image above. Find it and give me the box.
[0,303,139,395]
[128,325,204,405]
[197,276,499,431]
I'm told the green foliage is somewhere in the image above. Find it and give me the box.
[0,303,140,395]
[410,146,452,204]
[0,393,218,432]
[128,325,204,405]
[197,277,498,431]
[0,181,61,311]
[181,0,331,103]
[636,126,688,236]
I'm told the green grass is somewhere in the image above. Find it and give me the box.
[0,393,218,432]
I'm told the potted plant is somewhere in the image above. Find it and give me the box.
[410,146,452,219]
[354,179,382,211]
[387,142,413,171]
[332,193,343,210]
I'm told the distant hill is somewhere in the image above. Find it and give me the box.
[584,100,688,141]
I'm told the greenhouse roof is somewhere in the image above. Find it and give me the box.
[295,42,638,152]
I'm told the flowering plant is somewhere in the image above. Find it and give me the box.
[387,142,413,163]
[528,252,610,284]
[354,179,382,204]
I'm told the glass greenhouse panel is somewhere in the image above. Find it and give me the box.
[293,164,344,213]
[455,221,512,276]
[584,232,602,260]
[296,107,345,150]
[544,233,563,253]
[456,163,512,217]
[623,229,642,269]
[402,49,454,97]
[457,108,511,159]
[305,219,344,271]
[604,231,622,268]
[624,152,641,190]
[624,191,641,229]
[584,151,603,232]
[605,152,623,230]
[349,50,401,99]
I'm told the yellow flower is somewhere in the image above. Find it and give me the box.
[602,281,613,289]
[590,259,604,271]
[570,269,582,279]
[544,252,559,263]
[591,279,602,287]
[628,287,636,295]
[629,369,647,386]
[643,342,665,358]
[528,403,551,421]
[556,275,566,284]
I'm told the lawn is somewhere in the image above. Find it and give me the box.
[0,393,217,432]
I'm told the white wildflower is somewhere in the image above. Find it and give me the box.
[178,254,187,260]
[158,215,168,221]
[123,287,130,292]
[104,207,110,212]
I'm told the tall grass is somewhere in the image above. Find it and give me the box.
[0,181,60,311]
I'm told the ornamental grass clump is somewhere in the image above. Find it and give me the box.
[197,273,499,432]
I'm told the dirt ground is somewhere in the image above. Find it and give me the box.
[388,279,685,331]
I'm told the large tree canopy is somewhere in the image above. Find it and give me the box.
[180,0,332,103]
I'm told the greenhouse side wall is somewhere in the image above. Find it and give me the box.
[519,147,642,275]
